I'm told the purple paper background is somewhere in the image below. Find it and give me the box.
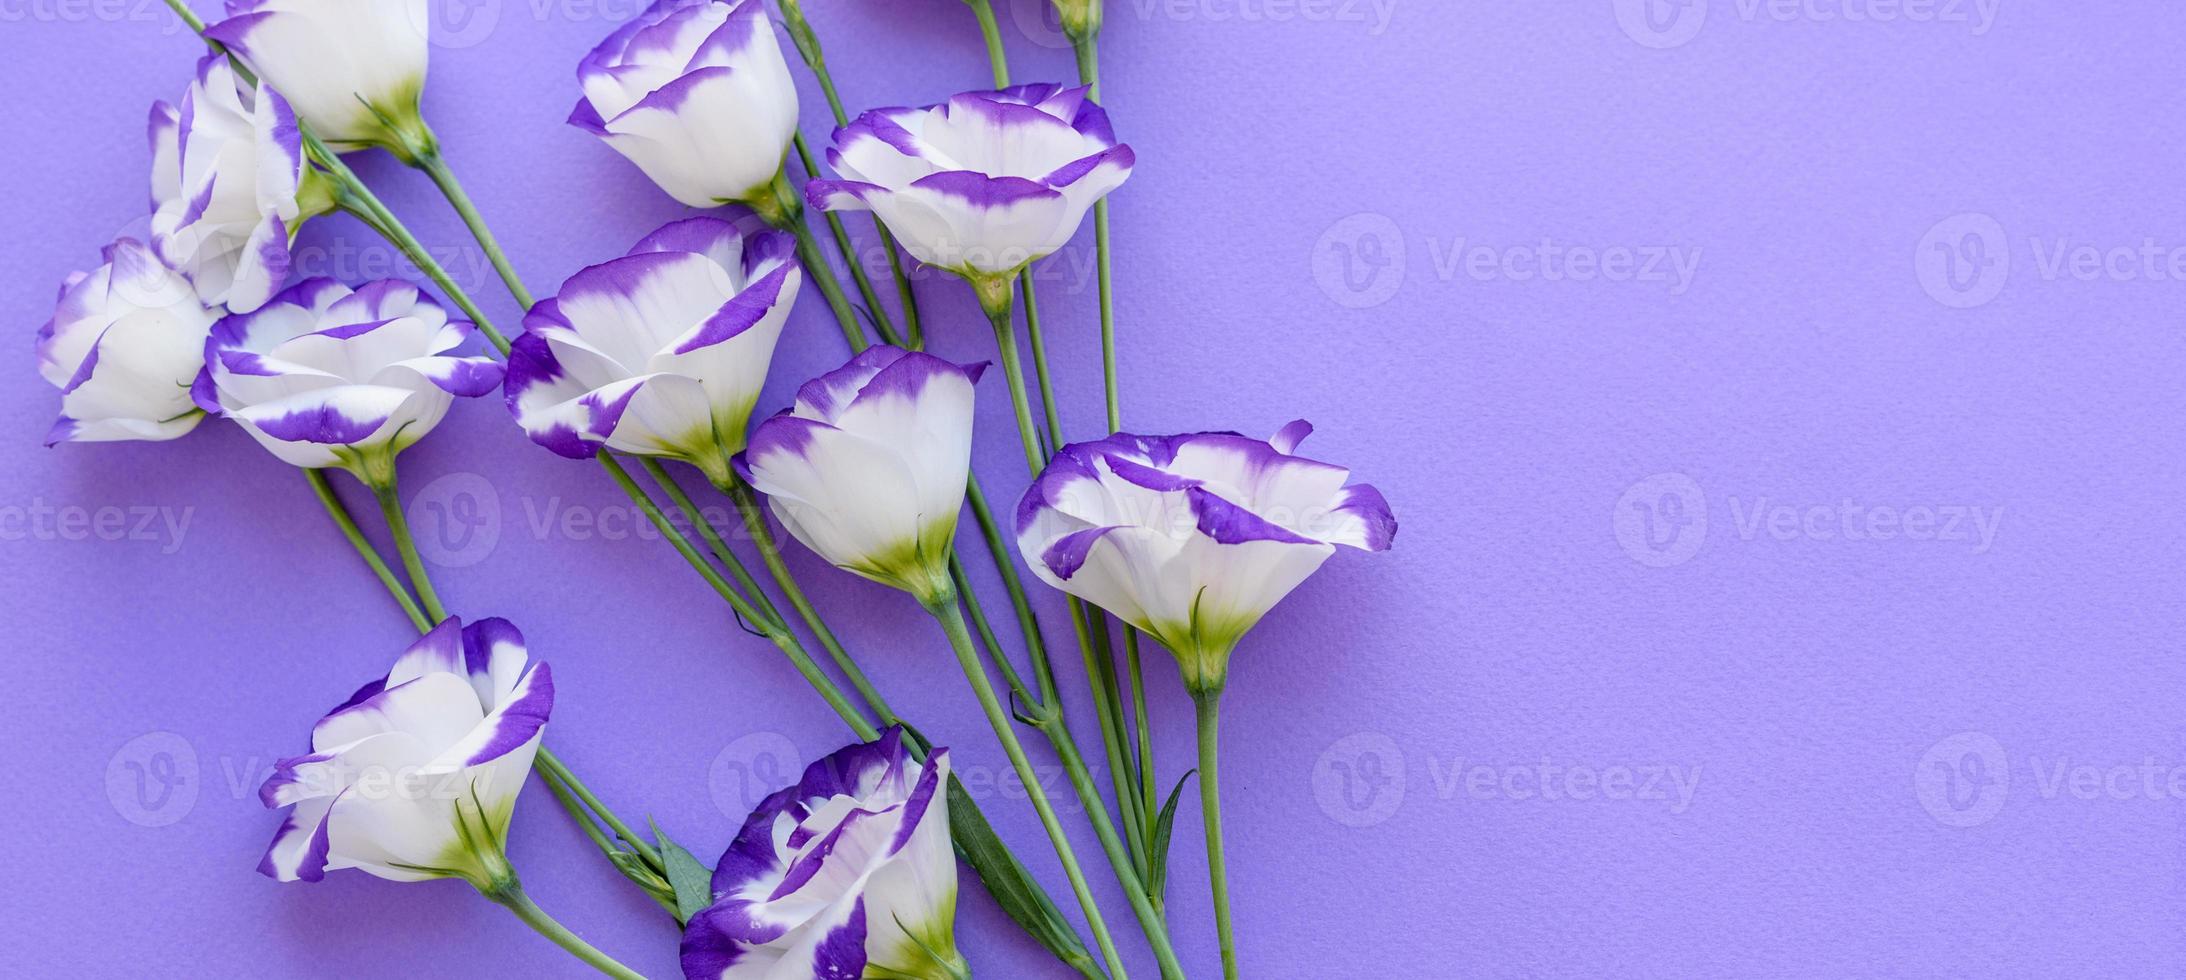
[5,0,2183,976]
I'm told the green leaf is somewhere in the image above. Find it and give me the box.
[945,775,1099,976]
[650,818,716,924]
[1144,769,1197,907]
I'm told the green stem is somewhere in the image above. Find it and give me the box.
[1073,28,1149,847]
[311,466,673,917]
[889,241,923,348]
[935,548,1187,975]
[725,478,900,725]
[1037,710,1189,980]
[265,78,1093,967]
[535,749,662,870]
[977,293,1151,861]
[1074,31,1102,99]
[1093,200,1118,432]
[985,304,1046,474]
[485,880,650,979]
[926,593,1126,980]
[601,466,1113,976]
[1194,691,1237,979]
[791,210,869,353]
[334,198,509,353]
[535,765,681,921]
[306,470,429,633]
[949,559,1033,706]
[964,478,1058,705]
[1127,629,1155,831]
[776,0,922,346]
[775,0,850,122]
[1074,600,1147,862]
[597,455,880,739]
[417,146,535,309]
[156,0,505,357]
[639,459,782,627]
[1019,274,1064,452]
[965,0,1011,86]
[983,289,1152,872]
[793,133,900,346]
[373,477,447,622]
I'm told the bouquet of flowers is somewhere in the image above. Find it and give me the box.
[38,1,1395,976]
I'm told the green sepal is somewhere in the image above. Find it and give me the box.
[1144,769,1197,908]
[650,818,718,924]
[605,849,677,908]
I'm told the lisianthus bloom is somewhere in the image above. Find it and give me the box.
[259,617,553,886]
[506,214,800,488]
[37,239,221,446]
[195,278,503,483]
[809,84,1132,309]
[735,347,983,603]
[1016,421,1396,693]
[682,728,965,980]
[149,54,331,314]
[206,0,433,157]
[570,0,800,211]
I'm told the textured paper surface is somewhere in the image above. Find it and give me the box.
[4,1,2180,976]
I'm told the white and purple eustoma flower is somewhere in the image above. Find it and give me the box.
[36,239,221,446]
[149,54,329,314]
[570,0,801,210]
[735,347,984,603]
[809,83,1133,309]
[258,617,553,886]
[195,278,503,483]
[1016,421,1397,694]
[682,728,966,980]
[206,0,433,157]
[506,214,801,488]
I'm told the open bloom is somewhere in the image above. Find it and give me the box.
[809,84,1133,288]
[195,278,502,481]
[259,617,553,885]
[682,728,965,980]
[37,239,220,446]
[506,214,800,487]
[149,54,323,314]
[735,347,983,602]
[1016,421,1396,693]
[206,0,432,156]
[570,0,800,209]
